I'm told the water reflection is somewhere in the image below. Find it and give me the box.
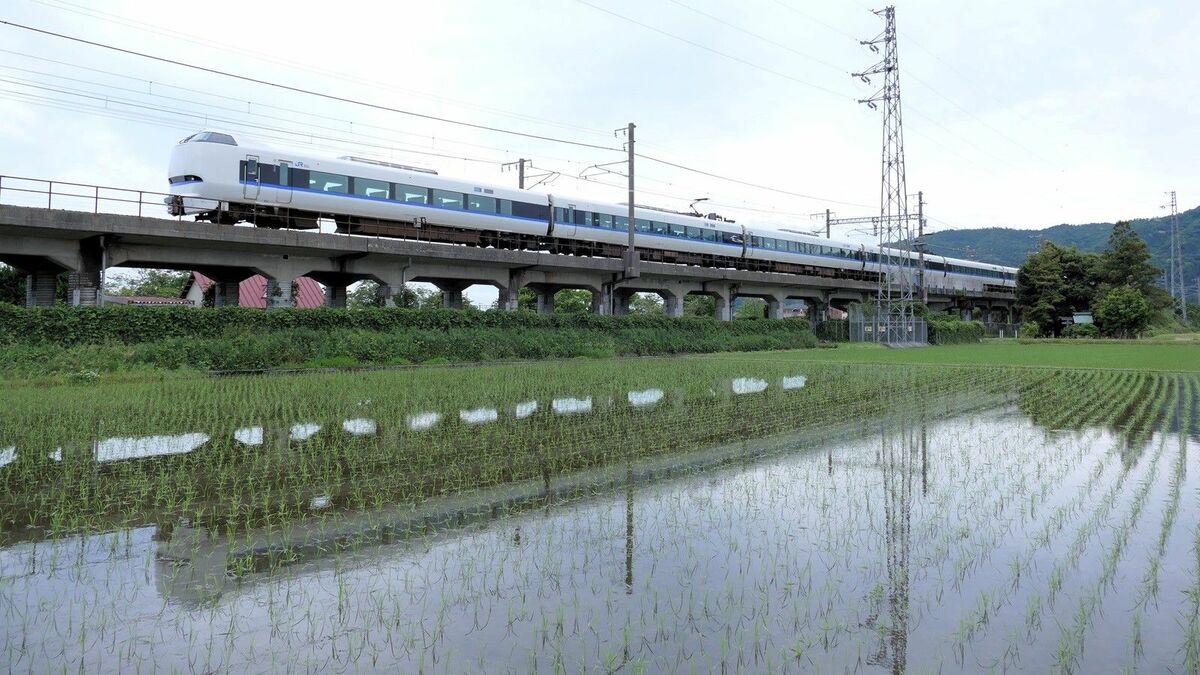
[95,433,209,463]
[781,375,807,390]
[342,418,377,435]
[289,424,321,441]
[233,427,263,446]
[48,448,62,462]
[553,397,592,414]
[731,377,769,395]
[627,388,664,408]
[309,495,332,510]
[407,412,441,431]
[0,446,14,468]
[514,401,538,419]
[459,408,498,425]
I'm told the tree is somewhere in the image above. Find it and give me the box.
[1015,241,1099,336]
[513,287,593,313]
[684,294,716,317]
[734,297,767,319]
[627,293,664,315]
[106,269,190,298]
[347,280,386,308]
[0,264,24,305]
[1094,285,1151,338]
[1096,221,1168,308]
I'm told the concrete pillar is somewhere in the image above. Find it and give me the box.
[766,294,785,320]
[497,284,519,312]
[433,281,469,310]
[325,285,348,308]
[613,289,633,317]
[213,280,240,307]
[713,294,732,322]
[25,271,58,307]
[266,279,294,309]
[592,287,612,316]
[68,270,100,306]
[663,291,683,318]
[535,287,555,315]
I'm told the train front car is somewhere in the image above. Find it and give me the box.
[165,131,245,220]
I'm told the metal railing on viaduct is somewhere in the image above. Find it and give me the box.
[0,176,1017,321]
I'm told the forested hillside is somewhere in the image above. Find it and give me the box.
[922,204,1199,285]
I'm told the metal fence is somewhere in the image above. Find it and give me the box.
[849,314,929,345]
[0,174,217,221]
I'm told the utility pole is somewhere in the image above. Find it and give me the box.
[1166,191,1187,323]
[916,191,927,306]
[853,5,918,345]
[616,123,639,278]
[825,208,831,239]
[501,158,530,189]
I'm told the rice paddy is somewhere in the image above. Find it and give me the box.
[1,354,1198,672]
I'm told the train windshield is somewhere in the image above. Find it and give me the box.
[179,131,238,146]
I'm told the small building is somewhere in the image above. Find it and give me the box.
[180,272,326,308]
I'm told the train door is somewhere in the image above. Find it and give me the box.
[275,161,293,205]
[242,155,261,201]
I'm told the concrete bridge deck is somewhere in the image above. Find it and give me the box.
[0,203,1016,320]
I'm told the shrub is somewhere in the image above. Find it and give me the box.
[1061,323,1099,339]
[928,319,984,345]
[1020,321,1041,339]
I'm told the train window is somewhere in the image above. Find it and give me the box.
[353,177,390,199]
[637,219,653,233]
[703,229,717,242]
[467,194,497,212]
[574,210,591,225]
[190,131,237,146]
[750,236,762,247]
[433,189,464,209]
[278,164,289,186]
[669,223,686,237]
[289,168,310,189]
[721,231,743,244]
[789,241,800,253]
[258,164,279,185]
[685,226,702,239]
[309,171,347,194]
[652,221,668,235]
[499,199,513,216]
[511,201,548,220]
[614,215,628,230]
[395,184,428,204]
[597,213,613,229]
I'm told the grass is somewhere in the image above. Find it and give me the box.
[710,340,1200,371]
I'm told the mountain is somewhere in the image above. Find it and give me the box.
[921,204,1200,288]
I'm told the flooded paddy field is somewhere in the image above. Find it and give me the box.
[2,357,1198,673]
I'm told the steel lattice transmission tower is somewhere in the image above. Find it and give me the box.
[1166,191,1188,323]
[854,6,920,344]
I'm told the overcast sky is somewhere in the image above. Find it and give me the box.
[1,0,1195,250]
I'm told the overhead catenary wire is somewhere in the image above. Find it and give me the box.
[0,19,625,153]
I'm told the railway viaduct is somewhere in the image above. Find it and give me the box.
[0,203,1018,322]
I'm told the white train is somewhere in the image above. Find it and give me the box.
[166,131,1016,292]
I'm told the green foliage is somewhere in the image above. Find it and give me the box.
[1094,286,1152,338]
[0,264,25,305]
[920,204,1199,283]
[928,318,985,345]
[1096,221,1169,310]
[734,298,766,319]
[0,305,817,374]
[1020,321,1041,338]
[105,269,190,298]
[1061,323,1100,339]
[684,294,716,317]
[1016,241,1100,337]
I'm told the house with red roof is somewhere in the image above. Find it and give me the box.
[180,272,326,308]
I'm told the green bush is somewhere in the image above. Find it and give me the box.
[1061,323,1100,339]
[928,319,985,345]
[0,308,818,376]
[1020,321,1041,339]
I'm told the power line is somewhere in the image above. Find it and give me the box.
[27,0,615,138]
[635,153,872,207]
[573,0,854,100]
[0,19,624,153]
